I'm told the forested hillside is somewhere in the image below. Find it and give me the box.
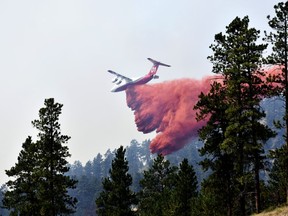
[0,97,285,216]
[60,98,284,215]
[66,138,204,216]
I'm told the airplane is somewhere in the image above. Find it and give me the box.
[108,58,171,92]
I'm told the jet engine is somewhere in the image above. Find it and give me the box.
[153,75,159,79]
[116,79,122,84]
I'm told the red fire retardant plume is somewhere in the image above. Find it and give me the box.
[126,77,212,155]
[125,66,282,155]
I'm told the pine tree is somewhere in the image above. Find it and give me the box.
[3,137,40,215]
[138,154,177,216]
[96,146,137,216]
[31,98,77,215]
[268,151,287,205]
[265,1,288,205]
[3,98,77,215]
[69,160,84,177]
[93,153,103,178]
[195,81,237,215]
[84,160,93,177]
[196,16,274,215]
[0,185,9,216]
[72,175,98,216]
[126,140,144,192]
[174,158,198,216]
[102,149,114,177]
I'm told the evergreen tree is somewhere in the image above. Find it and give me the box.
[84,160,93,177]
[268,153,287,205]
[68,160,84,177]
[196,16,274,215]
[3,137,40,215]
[96,146,137,216]
[0,185,9,216]
[93,153,103,178]
[195,81,237,215]
[138,154,177,216]
[31,98,77,215]
[102,149,114,178]
[3,98,77,215]
[140,140,153,165]
[126,140,144,192]
[265,1,288,205]
[174,158,198,216]
[71,175,99,216]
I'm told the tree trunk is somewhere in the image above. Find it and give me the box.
[255,158,260,214]
[284,13,288,206]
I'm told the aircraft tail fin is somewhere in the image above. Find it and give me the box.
[148,58,171,67]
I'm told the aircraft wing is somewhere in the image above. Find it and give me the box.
[108,70,133,83]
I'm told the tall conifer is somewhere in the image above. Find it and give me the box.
[3,98,77,215]
[196,16,274,215]
[265,1,288,205]
[138,154,177,216]
[96,146,137,216]
[195,81,236,215]
[32,98,77,215]
[3,137,40,215]
[174,158,198,216]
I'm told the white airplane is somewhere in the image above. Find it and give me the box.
[108,58,171,92]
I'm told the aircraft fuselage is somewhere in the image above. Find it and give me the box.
[111,74,154,92]
[108,58,170,92]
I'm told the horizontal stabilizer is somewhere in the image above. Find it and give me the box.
[148,58,171,67]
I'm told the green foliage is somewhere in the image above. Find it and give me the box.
[265,1,288,66]
[3,98,77,215]
[190,187,227,216]
[265,1,288,205]
[0,185,10,216]
[195,15,275,215]
[138,154,177,216]
[96,146,137,216]
[268,147,288,205]
[3,137,40,215]
[174,158,198,216]
[73,175,99,216]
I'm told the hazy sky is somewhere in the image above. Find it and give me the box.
[0,0,279,184]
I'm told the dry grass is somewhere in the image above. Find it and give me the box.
[252,205,288,216]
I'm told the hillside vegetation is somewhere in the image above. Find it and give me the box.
[253,205,288,216]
